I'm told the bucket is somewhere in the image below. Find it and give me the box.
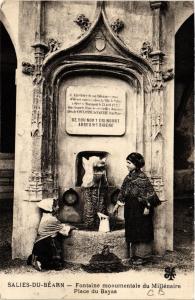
[97,212,110,232]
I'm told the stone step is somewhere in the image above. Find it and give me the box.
[0,153,14,160]
[0,169,14,178]
[0,178,14,185]
[0,192,13,199]
[0,167,14,200]
[0,159,14,169]
[0,186,14,193]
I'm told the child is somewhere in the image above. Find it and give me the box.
[113,152,161,265]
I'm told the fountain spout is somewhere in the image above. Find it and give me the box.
[82,156,108,230]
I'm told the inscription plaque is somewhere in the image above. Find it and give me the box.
[65,86,126,135]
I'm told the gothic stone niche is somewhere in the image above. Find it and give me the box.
[54,72,144,262]
[39,11,154,260]
[76,151,109,187]
[80,153,109,230]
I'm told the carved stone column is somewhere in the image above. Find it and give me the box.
[149,1,167,254]
[27,1,48,201]
[149,1,167,200]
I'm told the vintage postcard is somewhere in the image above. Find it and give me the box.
[0,0,194,299]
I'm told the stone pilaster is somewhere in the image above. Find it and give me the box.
[26,1,48,201]
[149,1,167,254]
[149,1,167,197]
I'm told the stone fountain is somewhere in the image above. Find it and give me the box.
[58,155,128,265]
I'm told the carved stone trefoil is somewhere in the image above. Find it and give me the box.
[22,62,35,76]
[74,14,91,32]
[140,41,153,60]
[152,113,163,139]
[111,18,124,34]
[151,176,164,192]
[152,77,164,92]
[47,38,61,53]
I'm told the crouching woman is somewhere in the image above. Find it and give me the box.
[27,198,75,271]
[113,152,161,265]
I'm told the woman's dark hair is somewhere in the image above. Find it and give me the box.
[126,152,145,169]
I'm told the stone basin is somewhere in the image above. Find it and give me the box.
[63,229,128,264]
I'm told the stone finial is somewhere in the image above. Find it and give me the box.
[47,38,61,53]
[140,41,153,60]
[74,14,91,32]
[111,19,124,34]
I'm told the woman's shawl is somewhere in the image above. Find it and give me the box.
[117,170,161,208]
[35,213,71,243]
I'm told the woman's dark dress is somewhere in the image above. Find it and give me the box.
[117,169,161,243]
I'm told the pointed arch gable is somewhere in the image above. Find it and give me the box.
[42,2,153,88]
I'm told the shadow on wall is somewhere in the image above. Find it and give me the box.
[174,14,194,199]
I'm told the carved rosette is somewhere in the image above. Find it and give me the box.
[110,18,124,34]
[74,14,91,33]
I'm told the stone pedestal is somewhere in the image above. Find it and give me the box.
[63,229,153,264]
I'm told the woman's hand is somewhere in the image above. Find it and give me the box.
[113,203,119,214]
[143,207,150,215]
[70,225,78,231]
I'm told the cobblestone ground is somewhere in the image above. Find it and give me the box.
[0,198,193,274]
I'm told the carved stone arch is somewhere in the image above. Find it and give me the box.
[41,53,149,197]
[45,56,144,87]
[43,1,154,90]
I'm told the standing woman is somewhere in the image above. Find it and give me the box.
[113,152,161,265]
